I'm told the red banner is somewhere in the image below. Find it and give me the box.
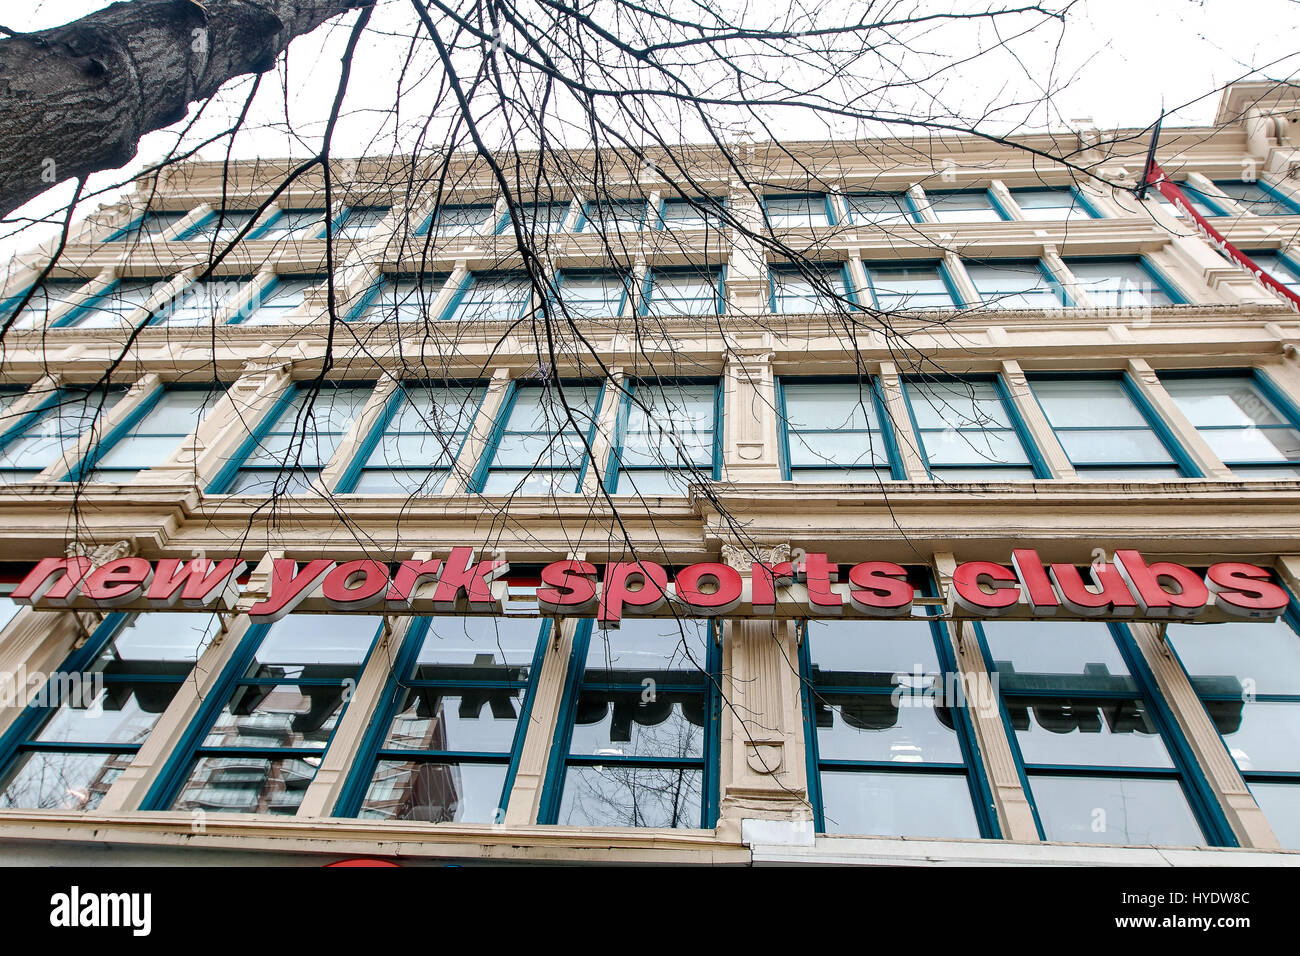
[1145,161,1300,312]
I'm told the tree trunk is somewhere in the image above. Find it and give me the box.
[0,0,371,218]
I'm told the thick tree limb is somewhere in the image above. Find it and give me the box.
[0,0,372,217]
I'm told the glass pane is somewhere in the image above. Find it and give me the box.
[557,765,702,828]
[0,750,131,810]
[503,385,601,432]
[414,616,542,671]
[96,612,221,669]
[1028,774,1205,846]
[172,756,319,814]
[846,193,911,225]
[6,280,88,328]
[480,469,580,495]
[866,264,956,309]
[1249,782,1300,850]
[1207,700,1300,773]
[920,428,1030,466]
[205,684,348,749]
[352,468,447,494]
[1202,427,1300,463]
[818,770,980,837]
[569,692,706,759]
[771,265,848,313]
[982,620,1133,682]
[783,382,879,431]
[32,680,182,745]
[1161,377,1289,428]
[1056,429,1174,465]
[927,191,1000,223]
[1169,618,1300,697]
[430,205,493,236]
[582,200,646,232]
[907,380,1010,429]
[787,430,891,467]
[381,689,522,752]
[1066,259,1173,308]
[807,618,940,675]
[1032,378,1149,427]
[557,272,627,317]
[813,693,964,762]
[660,198,722,229]
[248,613,379,674]
[359,760,507,822]
[1005,695,1173,767]
[764,195,829,227]
[1213,181,1297,216]
[585,617,710,675]
[965,261,1062,308]
[1012,188,1094,220]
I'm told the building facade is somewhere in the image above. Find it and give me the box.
[0,82,1298,864]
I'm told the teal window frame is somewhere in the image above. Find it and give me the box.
[918,188,1012,224]
[776,376,905,481]
[494,202,572,236]
[963,257,1069,309]
[174,209,264,243]
[256,207,346,242]
[606,377,721,495]
[1209,180,1300,217]
[53,278,159,329]
[842,191,913,226]
[1,278,92,329]
[1061,255,1183,308]
[576,198,649,233]
[416,203,496,237]
[147,275,256,327]
[104,211,188,243]
[334,205,391,239]
[234,274,323,326]
[1243,249,1300,296]
[439,271,534,322]
[639,265,725,316]
[1006,186,1101,220]
[656,196,725,230]
[553,268,633,319]
[768,262,857,314]
[349,272,450,323]
[761,192,836,228]
[0,384,127,484]
[861,259,963,310]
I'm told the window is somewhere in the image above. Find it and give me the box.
[555,270,631,318]
[641,267,724,316]
[610,380,718,495]
[977,619,1220,846]
[495,202,572,235]
[58,279,157,329]
[801,609,993,838]
[475,382,603,495]
[658,197,724,230]
[580,199,648,233]
[542,617,720,829]
[964,259,1066,309]
[903,377,1042,480]
[338,383,485,493]
[107,211,188,243]
[1152,184,1221,219]
[178,210,259,243]
[1008,187,1098,221]
[1210,180,1300,217]
[763,193,834,228]
[1159,372,1300,479]
[1030,375,1192,480]
[238,275,320,326]
[69,384,225,483]
[923,189,1007,223]
[1166,606,1300,849]
[0,385,125,484]
[1063,257,1178,308]
[338,616,549,822]
[146,614,381,814]
[844,192,912,226]
[152,276,253,326]
[862,261,960,310]
[336,206,391,238]
[0,612,218,811]
[1245,250,1300,296]
[357,273,448,324]
[419,204,495,237]
[441,272,533,322]
[209,383,372,495]
[258,208,334,241]
[769,262,855,314]
[2,279,91,329]
[779,379,899,481]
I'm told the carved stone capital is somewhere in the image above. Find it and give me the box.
[65,539,133,564]
[720,541,791,571]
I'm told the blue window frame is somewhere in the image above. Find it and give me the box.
[762,193,835,228]
[861,260,961,310]
[417,203,496,237]
[578,198,648,233]
[641,266,724,316]
[1062,256,1181,308]
[151,275,255,326]
[1159,370,1300,479]
[800,591,998,838]
[143,613,383,814]
[337,382,485,494]
[843,192,912,226]
[2,278,92,329]
[0,384,126,484]
[257,208,341,242]
[1008,187,1100,221]
[964,258,1066,309]
[777,378,902,481]
[0,611,219,811]
[336,616,550,823]
[1244,249,1300,296]
[973,618,1232,846]
[207,382,373,495]
[541,617,721,829]
[903,376,1046,480]
[55,278,158,329]
[1210,180,1300,217]
[106,211,188,243]
[237,275,321,326]
[472,381,604,495]
[1165,599,1300,849]
[922,189,1010,224]
[1029,373,1196,480]
[495,202,572,235]
[656,196,725,230]
[1152,183,1221,219]
[67,383,226,484]
[769,262,856,314]
[554,269,631,319]
[440,271,533,322]
[609,379,719,495]
[335,205,391,239]
[176,210,260,243]
[352,273,449,324]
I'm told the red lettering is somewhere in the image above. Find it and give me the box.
[385,559,443,609]
[800,553,843,614]
[952,562,1020,615]
[248,559,335,622]
[537,560,598,615]
[847,562,913,616]
[751,561,795,614]
[1112,550,1208,618]
[432,547,507,612]
[80,558,154,606]
[1205,563,1290,619]
[598,561,669,626]
[147,558,247,609]
[322,560,390,611]
[12,557,92,606]
[1049,563,1137,617]
[1011,549,1059,615]
[673,563,743,615]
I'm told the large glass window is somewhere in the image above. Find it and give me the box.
[0,612,219,811]
[763,193,834,228]
[1244,250,1300,297]
[964,259,1065,309]
[474,382,603,495]
[555,270,631,319]
[923,189,1007,223]
[107,211,188,244]
[1210,181,1300,217]
[1030,375,1191,479]
[2,279,91,329]
[339,383,485,494]
[1008,187,1098,221]
[152,276,253,326]
[0,385,125,484]
[1166,607,1300,849]
[149,614,380,814]
[495,202,572,235]
[441,272,533,322]
[862,261,960,310]
[580,199,648,233]
[769,263,854,314]
[419,203,495,237]
[641,267,723,316]
[1159,372,1300,479]
[610,380,718,495]
[1063,257,1178,308]
[338,616,548,823]
[543,617,720,829]
[779,379,898,481]
[903,377,1041,480]
[336,206,391,239]
[71,384,226,483]
[178,210,259,243]
[979,619,1216,846]
[801,609,993,838]
[658,197,724,230]
[59,279,157,329]
[844,192,912,226]
[258,208,334,242]
[1152,184,1221,219]
[209,383,372,495]
[357,273,449,324]
[239,275,320,326]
